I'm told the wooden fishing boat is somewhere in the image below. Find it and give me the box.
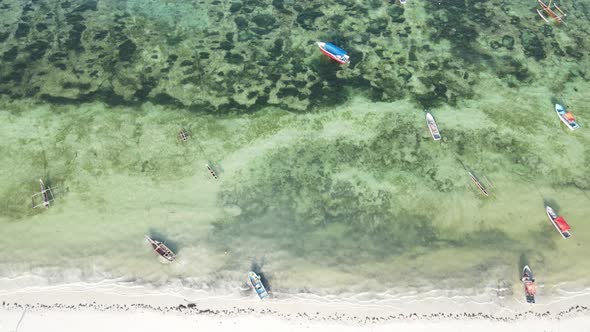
[317,42,350,64]
[178,128,190,142]
[425,112,441,141]
[145,236,176,262]
[31,179,57,209]
[537,0,566,24]
[206,164,218,179]
[545,206,572,239]
[248,271,269,300]
[469,171,489,196]
[555,104,580,130]
[522,265,536,304]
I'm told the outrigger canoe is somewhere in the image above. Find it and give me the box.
[545,206,572,239]
[555,104,580,130]
[537,0,566,24]
[145,236,176,262]
[248,271,269,300]
[522,265,536,304]
[426,112,441,140]
[469,171,489,196]
[317,42,350,64]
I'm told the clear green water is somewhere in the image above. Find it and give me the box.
[0,0,589,300]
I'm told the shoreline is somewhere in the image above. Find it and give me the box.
[1,285,589,332]
[1,281,589,322]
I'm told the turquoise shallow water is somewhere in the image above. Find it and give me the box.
[1,0,590,300]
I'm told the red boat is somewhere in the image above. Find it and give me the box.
[546,206,572,239]
[522,265,536,304]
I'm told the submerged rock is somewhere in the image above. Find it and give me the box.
[520,31,545,60]
[501,35,514,50]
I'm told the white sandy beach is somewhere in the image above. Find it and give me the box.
[2,310,589,332]
[1,281,590,332]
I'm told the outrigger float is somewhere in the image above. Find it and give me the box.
[537,0,566,24]
[522,265,536,304]
[206,164,218,179]
[317,42,350,64]
[248,271,269,300]
[145,236,176,262]
[468,171,491,196]
[546,206,572,239]
[31,179,57,208]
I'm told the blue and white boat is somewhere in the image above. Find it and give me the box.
[317,42,350,64]
[555,104,580,130]
[248,272,269,300]
[426,112,441,140]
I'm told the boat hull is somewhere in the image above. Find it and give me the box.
[555,104,579,131]
[317,42,350,64]
[425,113,441,140]
[545,206,571,239]
[145,236,176,262]
[522,265,536,304]
[248,272,269,300]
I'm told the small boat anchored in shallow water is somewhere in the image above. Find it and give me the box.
[537,0,566,24]
[31,179,57,209]
[178,128,190,142]
[468,171,490,196]
[206,164,218,179]
[425,112,441,140]
[546,206,572,239]
[248,271,269,300]
[522,265,536,304]
[145,236,176,262]
[555,104,579,130]
[317,42,350,64]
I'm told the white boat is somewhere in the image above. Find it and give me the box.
[555,104,579,130]
[425,113,441,140]
[400,0,407,4]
